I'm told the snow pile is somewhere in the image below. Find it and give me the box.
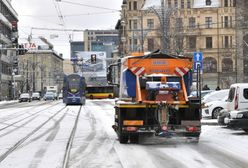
[193,0,220,8]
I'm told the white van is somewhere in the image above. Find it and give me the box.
[226,83,248,111]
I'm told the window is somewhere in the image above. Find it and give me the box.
[203,57,217,73]
[224,36,229,48]
[129,20,132,30]
[224,16,228,28]
[206,0,211,6]
[147,39,154,51]
[168,0,171,7]
[133,38,138,51]
[133,1,137,10]
[206,37,212,48]
[243,89,248,99]
[147,19,154,29]
[224,0,228,7]
[175,0,178,8]
[176,18,183,31]
[181,0,184,8]
[230,16,233,27]
[133,20,138,29]
[222,58,233,72]
[233,0,236,7]
[227,87,235,102]
[189,17,196,28]
[187,0,191,8]
[205,17,212,28]
[188,36,196,49]
[129,2,131,10]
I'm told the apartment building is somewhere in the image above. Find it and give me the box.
[119,0,244,89]
[0,0,18,100]
[18,41,64,96]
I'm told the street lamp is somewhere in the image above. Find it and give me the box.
[121,20,126,57]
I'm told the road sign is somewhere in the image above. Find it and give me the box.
[194,52,203,62]
[193,62,202,73]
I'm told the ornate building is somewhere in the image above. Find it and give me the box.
[118,0,245,89]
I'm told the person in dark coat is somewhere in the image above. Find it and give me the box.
[203,84,210,90]
[215,86,221,90]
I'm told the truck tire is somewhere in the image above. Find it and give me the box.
[119,133,128,144]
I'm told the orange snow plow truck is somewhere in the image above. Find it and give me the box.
[107,51,201,143]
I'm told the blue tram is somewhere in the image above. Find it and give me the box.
[63,73,86,105]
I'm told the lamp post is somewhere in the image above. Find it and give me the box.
[121,20,126,57]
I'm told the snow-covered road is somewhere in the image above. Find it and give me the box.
[0,100,247,168]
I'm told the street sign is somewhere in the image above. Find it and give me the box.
[194,52,203,62]
[193,52,203,73]
[194,62,202,71]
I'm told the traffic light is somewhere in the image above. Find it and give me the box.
[91,54,97,64]
[18,45,28,55]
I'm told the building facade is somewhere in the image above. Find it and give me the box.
[83,29,119,52]
[18,50,64,96]
[117,0,161,56]
[0,0,18,100]
[119,0,244,89]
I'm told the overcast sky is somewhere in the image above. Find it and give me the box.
[11,0,122,59]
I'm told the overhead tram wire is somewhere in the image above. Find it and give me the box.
[20,11,119,18]
[58,0,120,11]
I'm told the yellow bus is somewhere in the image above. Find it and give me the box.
[86,85,115,99]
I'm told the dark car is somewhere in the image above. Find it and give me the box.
[224,109,248,132]
[44,92,55,101]
[217,109,230,125]
[19,93,31,102]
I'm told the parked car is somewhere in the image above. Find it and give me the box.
[218,83,248,125]
[19,93,31,102]
[217,109,229,125]
[58,93,63,99]
[43,92,55,101]
[32,92,41,100]
[189,90,214,98]
[202,89,229,104]
[224,109,248,132]
[202,96,228,119]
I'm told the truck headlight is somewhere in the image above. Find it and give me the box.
[236,113,243,119]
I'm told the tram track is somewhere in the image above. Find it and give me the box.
[0,106,67,163]
[0,102,62,133]
[62,105,83,168]
[0,101,60,123]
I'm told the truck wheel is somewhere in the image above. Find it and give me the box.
[212,107,222,119]
[130,134,139,144]
[119,133,128,144]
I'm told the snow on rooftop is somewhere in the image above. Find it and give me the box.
[193,0,220,8]
[142,0,161,10]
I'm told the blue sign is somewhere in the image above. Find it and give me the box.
[194,62,202,71]
[194,52,203,62]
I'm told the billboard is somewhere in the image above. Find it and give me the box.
[75,51,107,85]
